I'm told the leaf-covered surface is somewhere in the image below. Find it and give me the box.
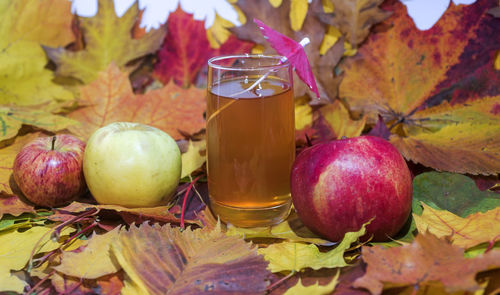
[284,274,339,295]
[232,0,345,102]
[45,0,166,84]
[154,8,253,88]
[354,233,500,295]
[67,64,206,140]
[340,0,500,174]
[414,203,500,249]
[111,223,271,294]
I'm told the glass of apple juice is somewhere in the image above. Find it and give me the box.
[206,54,295,227]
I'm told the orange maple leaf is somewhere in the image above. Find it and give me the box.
[67,64,206,140]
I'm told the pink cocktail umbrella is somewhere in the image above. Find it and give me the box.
[253,18,320,99]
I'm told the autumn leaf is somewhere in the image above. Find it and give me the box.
[58,201,201,226]
[181,139,206,178]
[45,0,166,84]
[0,133,42,196]
[0,225,74,292]
[0,105,79,142]
[55,226,121,279]
[111,223,271,294]
[258,222,366,273]
[153,8,253,88]
[340,0,500,175]
[67,64,206,140]
[284,272,339,295]
[51,272,124,295]
[226,211,333,245]
[316,0,391,47]
[413,172,500,217]
[414,203,500,249]
[232,0,345,102]
[206,4,247,48]
[354,233,500,295]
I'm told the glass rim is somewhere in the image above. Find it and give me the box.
[208,54,290,71]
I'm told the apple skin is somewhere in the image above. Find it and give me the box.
[13,134,87,207]
[290,136,412,242]
[83,122,181,208]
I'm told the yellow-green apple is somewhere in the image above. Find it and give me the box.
[13,134,87,207]
[291,136,412,242]
[83,122,181,207]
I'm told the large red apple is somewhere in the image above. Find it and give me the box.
[13,134,87,207]
[291,136,412,242]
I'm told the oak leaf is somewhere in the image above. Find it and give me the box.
[414,203,500,249]
[55,226,121,279]
[153,8,253,88]
[111,223,271,294]
[232,0,345,102]
[316,0,391,47]
[284,273,339,295]
[354,233,500,295]
[45,0,166,84]
[340,1,500,174]
[0,225,74,293]
[258,222,366,272]
[67,64,206,140]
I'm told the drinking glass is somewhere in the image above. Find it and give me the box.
[206,54,295,227]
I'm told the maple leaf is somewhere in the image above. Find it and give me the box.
[340,0,500,175]
[232,0,345,102]
[181,139,206,178]
[284,272,339,295]
[413,172,500,217]
[0,105,78,142]
[67,64,206,140]
[153,8,253,88]
[258,222,366,273]
[315,0,391,47]
[110,223,271,294]
[226,211,333,245]
[0,133,42,196]
[0,225,74,292]
[354,233,500,295]
[414,203,500,249]
[55,226,121,279]
[0,0,75,107]
[45,0,166,84]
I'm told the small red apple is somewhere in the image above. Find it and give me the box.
[291,136,412,242]
[13,134,87,207]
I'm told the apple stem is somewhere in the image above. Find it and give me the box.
[180,176,201,230]
[51,136,56,150]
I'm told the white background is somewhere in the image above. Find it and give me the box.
[69,0,478,31]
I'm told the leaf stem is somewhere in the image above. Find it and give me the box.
[24,269,56,295]
[180,176,201,229]
[265,271,296,293]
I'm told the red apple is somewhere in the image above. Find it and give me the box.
[290,136,412,242]
[13,134,87,207]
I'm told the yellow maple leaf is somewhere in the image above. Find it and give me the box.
[45,0,166,84]
[207,5,246,48]
[414,203,500,249]
[319,100,366,138]
[55,226,121,279]
[0,226,74,293]
[181,140,206,178]
[284,272,339,295]
[258,223,366,272]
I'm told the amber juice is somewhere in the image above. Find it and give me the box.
[207,77,295,227]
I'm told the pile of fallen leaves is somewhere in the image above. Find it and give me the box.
[1,0,500,294]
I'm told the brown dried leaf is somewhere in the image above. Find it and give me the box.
[354,233,500,295]
[111,223,271,294]
[232,0,344,102]
[316,0,391,47]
